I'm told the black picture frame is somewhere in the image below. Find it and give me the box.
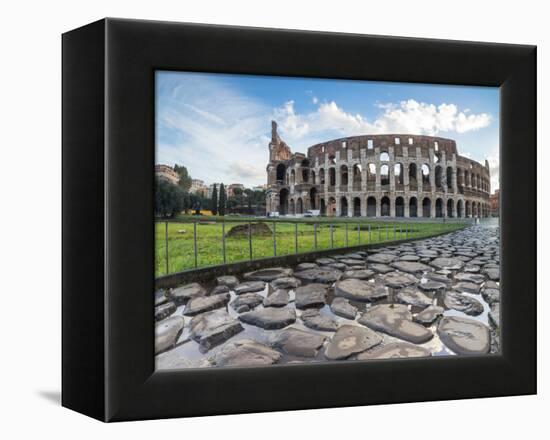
[62,18,536,422]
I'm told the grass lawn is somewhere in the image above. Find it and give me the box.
[155,216,468,277]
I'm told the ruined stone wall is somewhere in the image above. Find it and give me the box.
[266,128,491,219]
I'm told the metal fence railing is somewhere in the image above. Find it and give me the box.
[155,217,472,277]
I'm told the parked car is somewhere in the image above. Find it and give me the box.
[304,210,320,217]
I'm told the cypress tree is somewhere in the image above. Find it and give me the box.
[219,183,226,216]
[211,184,218,215]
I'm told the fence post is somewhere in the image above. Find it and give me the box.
[330,224,334,248]
[393,223,396,240]
[273,220,277,257]
[345,223,349,247]
[222,221,226,264]
[357,224,360,244]
[368,224,371,243]
[248,221,253,260]
[314,223,317,250]
[165,221,169,275]
[294,222,298,254]
[193,221,198,268]
[273,221,276,256]
[386,224,389,241]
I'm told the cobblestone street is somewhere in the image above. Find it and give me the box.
[155,222,500,369]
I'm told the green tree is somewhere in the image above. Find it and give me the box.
[155,177,185,217]
[244,188,253,213]
[232,187,243,213]
[173,163,192,191]
[219,183,226,216]
[182,192,191,214]
[211,184,218,215]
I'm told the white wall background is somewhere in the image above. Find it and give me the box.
[0,0,545,437]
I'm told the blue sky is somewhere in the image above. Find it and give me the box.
[156,71,499,191]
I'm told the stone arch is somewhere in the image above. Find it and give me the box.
[381,196,390,217]
[367,196,377,217]
[319,168,325,185]
[327,197,336,217]
[311,170,316,185]
[367,163,377,183]
[422,164,430,185]
[395,196,405,217]
[301,159,310,183]
[447,198,454,218]
[329,167,336,186]
[290,169,296,185]
[395,163,404,185]
[297,198,303,214]
[409,163,418,187]
[289,198,295,215]
[276,163,286,183]
[465,200,471,217]
[435,198,444,217]
[446,166,453,190]
[309,187,317,210]
[340,165,349,186]
[279,188,289,215]
[353,197,361,217]
[422,197,431,218]
[380,164,390,186]
[409,196,418,217]
[340,197,348,217]
[352,163,362,189]
[320,198,326,215]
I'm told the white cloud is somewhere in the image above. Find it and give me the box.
[157,74,496,188]
[274,99,492,143]
[156,75,271,187]
[229,162,265,181]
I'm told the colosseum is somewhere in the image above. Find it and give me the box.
[266,121,491,218]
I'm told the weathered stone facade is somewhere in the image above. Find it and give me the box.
[155,164,180,185]
[266,121,491,218]
[489,189,500,217]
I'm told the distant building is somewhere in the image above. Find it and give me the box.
[155,164,180,185]
[226,183,245,198]
[252,184,267,192]
[207,183,222,198]
[489,189,499,217]
[190,179,208,196]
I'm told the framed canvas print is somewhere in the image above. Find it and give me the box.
[62,18,536,421]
